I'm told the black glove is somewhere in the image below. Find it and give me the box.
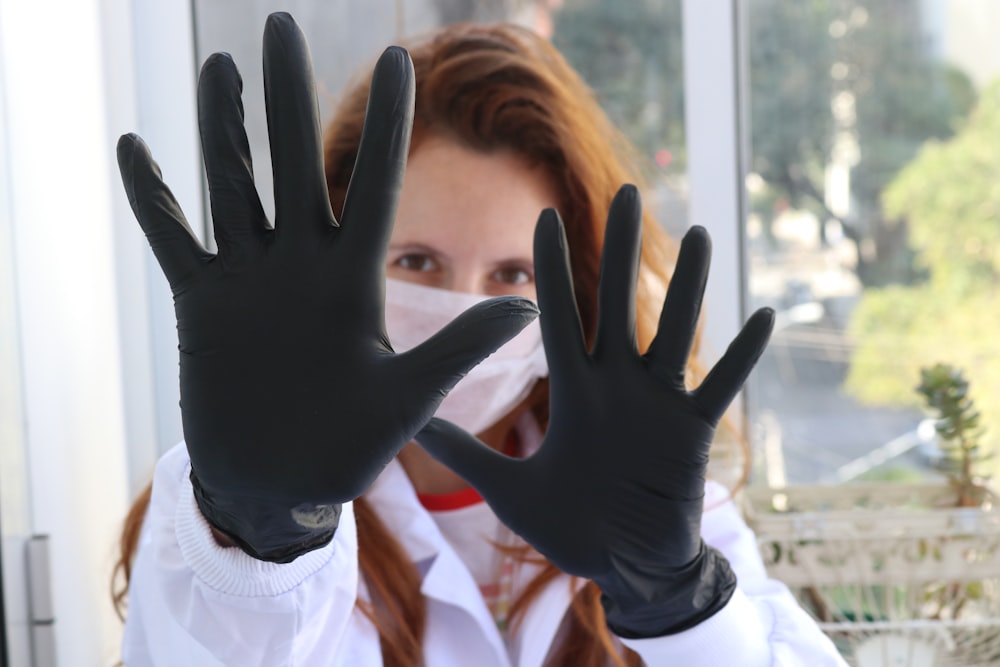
[116,13,538,563]
[417,185,774,636]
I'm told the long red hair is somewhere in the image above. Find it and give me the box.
[323,23,694,667]
[113,22,724,667]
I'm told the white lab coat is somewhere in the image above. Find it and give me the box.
[122,441,847,667]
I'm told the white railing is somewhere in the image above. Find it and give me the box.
[744,483,1000,667]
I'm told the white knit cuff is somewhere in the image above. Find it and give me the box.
[174,466,346,597]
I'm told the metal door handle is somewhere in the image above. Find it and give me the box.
[26,535,55,667]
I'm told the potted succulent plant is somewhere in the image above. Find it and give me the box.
[915,363,994,509]
[744,363,1000,666]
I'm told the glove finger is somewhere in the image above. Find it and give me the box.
[262,13,336,242]
[398,296,539,396]
[644,225,711,387]
[198,52,270,256]
[338,46,415,283]
[592,185,642,360]
[117,133,209,290]
[694,307,775,422]
[415,418,522,503]
[533,208,588,382]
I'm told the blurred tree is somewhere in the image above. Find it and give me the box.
[748,0,975,286]
[845,81,1000,477]
[434,0,529,23]
[747,0,837,247]
[552,0,685,179]
[916,363,992,506]
[552,0,975,286]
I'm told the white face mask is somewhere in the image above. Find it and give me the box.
[384,277,548,436]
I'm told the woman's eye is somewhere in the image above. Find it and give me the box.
[491,266,533,286]
[395,254,439,273]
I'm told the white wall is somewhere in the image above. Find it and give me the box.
[0,0,138,662]
[0,5,33,662]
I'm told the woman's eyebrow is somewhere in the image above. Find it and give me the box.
[488,256,534,267]
[387,241,443,254]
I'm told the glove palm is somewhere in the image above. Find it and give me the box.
[118,13,537,562]
[417,185,774,635]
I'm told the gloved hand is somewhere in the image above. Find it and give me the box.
[116,13,538,563]
[417,185,774,637]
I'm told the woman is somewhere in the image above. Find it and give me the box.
[114,12,846,666]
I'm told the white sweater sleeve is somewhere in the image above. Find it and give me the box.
[617,481,849,666]
[121,444,362,667]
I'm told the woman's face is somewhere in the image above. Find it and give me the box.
[388,135,560,300]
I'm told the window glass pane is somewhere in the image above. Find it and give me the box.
[553,0,688,239]
[191,0,688,231]
[745,0,1000,485]
[192,0,574,223]
[193,0,436,223]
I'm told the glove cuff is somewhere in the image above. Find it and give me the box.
[600,543,737,638]
[190,470,339,563]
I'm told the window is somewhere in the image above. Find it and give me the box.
[189,0,1000,490]
[744,0,1000,485]
[552,0,689,240]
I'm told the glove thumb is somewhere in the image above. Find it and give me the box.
[399,296,539,397]
[414,417,522,504]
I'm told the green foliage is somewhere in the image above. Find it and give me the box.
[844,288,1000,471]
[916,363,992,506]
[856,465,926,483]
[553,0,685,178]
[917,364,982,450]
[747,0,975,285]
[845,81,1000,481]
[883,81,1000,292]
[747,0,837,208]
[554,0,976,285]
